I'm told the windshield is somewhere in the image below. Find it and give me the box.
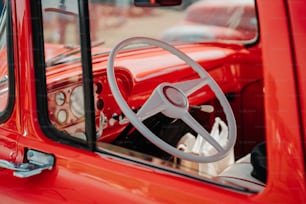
[42,0,258,51]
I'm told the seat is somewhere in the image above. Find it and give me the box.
[217,154,265,192]
[176,117,235,176]
[176,117,265,191]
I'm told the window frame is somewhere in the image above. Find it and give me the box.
[0,0,15,123]
[31,0,96,150]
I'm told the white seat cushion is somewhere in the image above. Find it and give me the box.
[217,154,265,192]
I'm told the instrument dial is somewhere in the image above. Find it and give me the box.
[57,109,68,123]
[70,86,85,118]
[55,91,65,106]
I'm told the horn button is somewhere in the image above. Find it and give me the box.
[163,86,187,108]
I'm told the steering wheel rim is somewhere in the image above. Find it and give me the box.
[107,37,236,163]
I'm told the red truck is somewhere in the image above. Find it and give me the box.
[0,0,305,203]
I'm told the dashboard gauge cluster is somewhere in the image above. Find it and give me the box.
[48,77,110,137]
[47,71,134,141]
[48,84,87,131]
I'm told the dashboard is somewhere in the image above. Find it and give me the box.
[47,69,134,142]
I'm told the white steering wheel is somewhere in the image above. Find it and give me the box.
[107,37,236,163]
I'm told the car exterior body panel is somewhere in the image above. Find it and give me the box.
[0,0,304,203]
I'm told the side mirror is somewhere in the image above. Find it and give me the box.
[134,0,182,7]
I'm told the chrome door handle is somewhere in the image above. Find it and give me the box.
[0,149,55,178]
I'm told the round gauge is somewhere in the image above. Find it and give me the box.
[55,91,66,106]
[57,110,67,124]
[70,86,85,118]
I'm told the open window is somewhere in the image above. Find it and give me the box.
[34,0,265,193]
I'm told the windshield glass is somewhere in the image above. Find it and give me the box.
[42,0,258,50]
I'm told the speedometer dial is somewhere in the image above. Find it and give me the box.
[70,86,85,118]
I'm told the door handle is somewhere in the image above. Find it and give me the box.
[0,149,55,178]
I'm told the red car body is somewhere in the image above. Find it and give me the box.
[0,0,305,203]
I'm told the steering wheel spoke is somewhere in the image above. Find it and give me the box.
[181,112,224,152]
[136,88,166,121]
[173,78,210,96]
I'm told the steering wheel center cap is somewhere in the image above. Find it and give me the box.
[163,86,187,108]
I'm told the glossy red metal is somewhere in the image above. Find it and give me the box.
[0,0,304,203]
